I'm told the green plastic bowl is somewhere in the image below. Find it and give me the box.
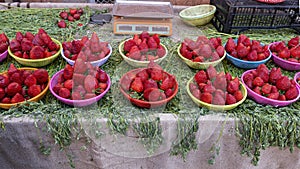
[179,5,216,26]
[8,38,62,67]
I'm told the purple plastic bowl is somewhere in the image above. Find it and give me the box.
[270,42,300,71]
[294,72,300,89]
[241,70,300,107]
[50,69,111,107]
[0,50,8,62]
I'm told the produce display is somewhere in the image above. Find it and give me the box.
[0,33,9,54]
[179,36,225,62]
[270,36,300,63]
[58,8,84,28]
[0,64,49,105]
[225,34,270,61]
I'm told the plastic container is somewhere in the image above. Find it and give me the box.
[0,50,8,63]
[179,5,216,26]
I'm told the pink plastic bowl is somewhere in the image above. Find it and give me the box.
[50,69,111,107]
[0,50,8,62]
[270,42,300,71]
[241,70,300,107]
[294,72,300,89]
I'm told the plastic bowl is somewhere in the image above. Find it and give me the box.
[294,72,300,89]
[0,50,8,62]
[186,77,247,111]
[270,42,300,71]
[119,39,168,67]
[0,68,50,109]
[225,41,272,69]
[177,44,226,69]
[241,70,300,107]
[119,68,178,108]
[179,5,216,26]
[50,69,111,107]
[61,43,112,67]
[8,38,62,67]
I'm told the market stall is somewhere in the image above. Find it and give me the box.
[0,1,300,169]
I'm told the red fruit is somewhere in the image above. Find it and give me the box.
[194,70,208,84]
[147,37,158,49]
[278,47,290,59]
[271,86,278,93]
[247,50,258,61]
[268,92,279,100]
[64,79,73,91]
[202,84,216,93]
[15,32,24,42]
[285,87,298,100]
[200,44,213,58]
[6,82,22,96]
[27,84,41,98]
[0,33,9,44]
[124,40,136,52]
[0,43,8,54]
[78,8,84,15]
[23,74,36,87]
[225,72,233,82]
[261,83,272,94]
[253,86,261,95]
[0,75,9,88]
[152,34,160,45]
[257,64,269,83]
[63,64,74,80]
[143,88,161,101]
[213,93,225,105]
[58,20,67,28]
[200,92,212,104]
[21,38,33,52]
[230,50,238,58]
[53,83,63,94]
[276,76,291,91]
[72,91,82,100]
[150,68,163,81]
[287,36,299,48]
[251,40,262,51]
[48,40,59,52]
[130,77,144,93]
[69,8,78,16]
[68,15,74,22]
[157,45,166,57]
[98,83,108,91]
[73,13,81,20]
[73,59,87,74]
[74,85,86,96]
[59,88,71,99]
[24,32,34,41]
[84,93,96,99]
[252,77,264,87]
[209,37,220,49]
[71,39,83,54]
[33,69,49,84]
[127,46,141,60]
[84,75,99,93]
[278,95,286,101]
[143,79,158,90]
[225,38,236,53]
[193,56,204,62]
[191,88,201,99]
[59,11,68,19]
[257,53,266,61]
[236,43,249,58]
[290,46,300,58]
[213,72,227,90]
[0,88,5,100]
[269,67,282,84]
[207,65,218,79]
[227,78,240,94]
[14,51,22,58]
[30,46,44,59]
[1,97,10,104]
[225,93,236,105]
[165,88,174,98]
[234,90,243,102]
[139,31,150,41]
[216,45,225,57]
[237,34,247,45]
[10,39,21,52]
[288,58,298,62]
[160,76,175,91]
[10,93,25,104]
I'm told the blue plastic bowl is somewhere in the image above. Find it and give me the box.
[225,40,271,69]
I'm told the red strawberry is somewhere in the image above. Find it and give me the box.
[285,87,298,100]
[10,93,25,104]
[225,38,236,53]
[98,82,107,91]
[269,68,282,84]
[225,72,233,82]
[165,88,174,98]
[261,83,272,94]
[200,44,213,58]
[214,89,225,98]
[209,37,220,49]
[152,34,160,45]
[225,93,236,105]
[138,39,148,53]
[150,68,163,81]
[202,84,216,93]
[207,65,217,79]
[8,64,18,77]
[74,85,86,96]
[15,32,24,42]
[10,39,21,52]
[194,70,208,84]
[71,40,83,54]
[143,88,161,101]
[72,91,82,100]
[84,93,96,99]
[0,88,5,100]
[271,86,278,93]
[268,92,279,100]
[191,88,201,99]
[200,92,212,104]
[1,97,10,104]
[58,20,67,29]
[21,38,33,52]
[287,58,298,63]
[290,46,300,58]
[236,43,249,58]
[247,50,258,61]
[74,58,87,74]
[288,36,299,48]
[127,46,141,60]
[13,51,22,58]
[252,77,264,87]
[213,93,225,105]
[193,56,204,62]
[96,71,108,83]
[30,46,45,59]
[216,45,225,57]
[251,40,262,51]
[253,86,261,95]
[147,37,158,50]
[69,8,77,16]
[227,78,240,94]
[230,50,238,58]
[130,77,144,93]
[84,75,99,93]
[278,47,290,59]
[0,33,9,44]
[27,84,41,98]
[213,72,227,90]
[143,79,158,90]
[33,69,49,84]
[32,34,45,46]
[234,90,243,102]
[160,76,175,91]
[278,94,286,101]
[139,31,150,41]
[0,43,8,54]
[64,79,73,91]
[6,82,22,96]
[63,64,74,80]
[53,83,63,94]
[276,76,291,91]
[257,53,266,61]
[48,40,59,51]
[24,32,34,41]
[23,74,37,87]
[257,64,269,83]
[68,15,74,22]
[124,40,136,52]
[59,88,71,99]
[59,11,68,19]
[73,13,81,20]
[157,45,166,57]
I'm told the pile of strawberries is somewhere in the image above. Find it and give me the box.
[9,28,60,59]
[120,62,177,102]
[62,32,110,62]
[225,34,270,61]
[0,64,49,104]
[189,66,244,105]
[58,8,84,28]
[243,64,298,101]
[52,59,109,100]
[123,31,166,61]
[270,36,300,63]
[180,36,225,62]
[0,33,9,54]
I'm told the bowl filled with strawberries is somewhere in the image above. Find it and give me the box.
[8,29,62,67]
[118,31,168,67]
[119,62,178,108]
[241,64,300,107]
[269,36,300,70]
[0,64,50,109]
[186,66,247,111]
[49,59,111,107]
[177,36,226,69]
[0,33,9,63]
[224,34,271,69]
[61,32,112,67]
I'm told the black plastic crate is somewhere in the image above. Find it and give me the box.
[210,0,300,34]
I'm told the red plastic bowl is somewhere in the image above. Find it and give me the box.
[119,68,178,108]
[50,69,111,107]
[270,42,300,71]
[241,70,300,107]
[0,50,8,62]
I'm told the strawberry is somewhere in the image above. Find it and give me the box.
[227,78,240,94]
[182,50,193,60]
[127,46,141,60]
[200,92,212,104]
[63,64,74,80]
[238,34,250,46]
[72,91,82,100]
[48,40,59,52]
[10,93,25,104]
[194,70,208,84]
[33,69,49,84]
[287,58,298,63]
[257,53,266,61]
[213,93,225,105]
[30,46,45,59]
[252,77,264,87]
[251,40,261,51]
[213,72,227,90]
[152,34,160,45]
[22,52,29,59]
[183,38,197,50]
[21,38,33,52]
[1,97,10,104]
[165,88,174,98]
[84,75,99,93]
[69,8,77,16]
[32,34,45,46]
[271,86,278,93]
[73,58,87,74]
[278,94,286,101]
[207,65,217,79]
[59,88,71,99]
[193,56,204,62]
[68,15,74,22]
[139,31,150,41]
[15,32,24,42]
[130,77,144,93]
[225,93,236,105]
[53,83,63,94]
[160,76,175,91]
[225,72,233,82]
[276,76,291,91]
[143,79,158,90]
[8,64,18,77]
[0,75,9,88]
[290,46,300,58]
[157,45,166,57]
[216,46,225,57]
[0,88,5,100]
[202,84,216,93]
[261,83,272,94]
[27,84,41,98]
[133,34,141,46]
[191,88,201,99]
[209,37,220,49]
[147,37,158,50]
[287,36,299,48]
[13,51,22,58]
[73,13,81,20]
[98,83,108,91]
[59,11,68,19]
[279,47,290,59]
[71,40,83,54]
[225,37,236,53]
[0,43,8,54]
[234,90,243,102]
[230,50,238,58]
[74,85,86,96]
[143,88,161,101]
[189,83,198,91]
[96,71,109,83]
[10,39,21,52]
[247,50,258,61]
[84,93,96,99]
[7,82,22,96]
[257,64,269,83]
[214,89,225,98]
[269,67,282,84]
[253,86,261,95]
[268,92,279,100]
[64,79,73,91]
[285,87,298,100]
[0,33,9,44]
[236,43,249,58]
[200,44,212,58]
[150,68,163,81]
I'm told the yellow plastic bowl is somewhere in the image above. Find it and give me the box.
[179,5,216,26]
[8,38,62,67]
[177,44,226,69]
[186,77,247,111]
[0,68,50,109]
[119,39,168,67]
